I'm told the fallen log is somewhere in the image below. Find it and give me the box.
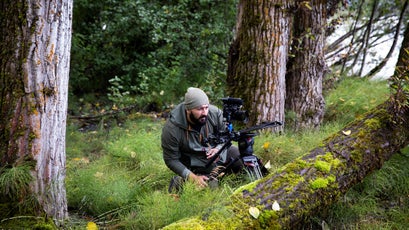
[163,98,409,229]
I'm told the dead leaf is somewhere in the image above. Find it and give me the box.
[264,160,271,169]
[342,130,351,136]
[272,200,280,211]
[168,194,180,202]
[249,207,260,219]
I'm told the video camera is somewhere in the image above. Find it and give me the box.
[205,97,282,181]
[221,97,249,124]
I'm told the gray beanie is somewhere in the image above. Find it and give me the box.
[184,87,209,110]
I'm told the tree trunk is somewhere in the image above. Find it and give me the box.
[227,0,295,128]
[285,0,326,131]
[0,0,72,224]
[163,97,409,229]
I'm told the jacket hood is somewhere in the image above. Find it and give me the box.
[168,103,189,130]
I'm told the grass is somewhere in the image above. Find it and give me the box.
[60,77,409,229]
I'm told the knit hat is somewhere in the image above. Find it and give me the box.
[184,87,209,110]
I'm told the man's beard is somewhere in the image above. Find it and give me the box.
[189,113,207,126]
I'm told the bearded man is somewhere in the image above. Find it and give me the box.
[161,87,242,192]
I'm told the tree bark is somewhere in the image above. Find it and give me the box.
[163,96,409,229]
[227,0,295,129]
[285,0,326,131]
[0,0,72,224]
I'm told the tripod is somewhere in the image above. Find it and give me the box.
[205,121,282,181]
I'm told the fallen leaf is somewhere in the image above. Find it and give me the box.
[272,200,280,211]
[249,207,260,219]
[168,194,180,202]
[264,160,271,169]
[342,130,351,136]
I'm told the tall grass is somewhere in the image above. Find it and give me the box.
[65,78,409,229]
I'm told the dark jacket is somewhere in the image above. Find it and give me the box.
[161,103,226,179]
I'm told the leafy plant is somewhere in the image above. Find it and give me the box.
[0,164,39,217]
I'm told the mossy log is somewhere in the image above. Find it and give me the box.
[163,98,409,229]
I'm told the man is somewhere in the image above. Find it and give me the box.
[161,87,242,191]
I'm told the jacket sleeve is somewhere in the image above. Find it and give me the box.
[161,122,191,179]
[209,106,229,162]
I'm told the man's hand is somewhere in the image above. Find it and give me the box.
[206,148,220,161]
[188,173,209,188]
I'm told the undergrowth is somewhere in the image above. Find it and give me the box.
[60,77,409,229]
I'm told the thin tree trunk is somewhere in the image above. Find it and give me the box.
[341,0,365,74]
[364,0,409,79]
[358,0,378,76]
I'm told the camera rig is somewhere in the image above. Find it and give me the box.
[204,97,282,180]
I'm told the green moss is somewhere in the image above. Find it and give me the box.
[0,217,57,230]
[320,152,334,161]
[310,177,329,190]
[327,175,336,183]
[310,174,337,190]
[283,158,310,172]
[364,118,381,130]
[314,160,331,173]
[258,210,280,229]
[314,152,343,173]
[332,158,342,168]
[234,180,259,194]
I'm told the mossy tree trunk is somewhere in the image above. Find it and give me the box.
[285,0,326,131]
[227,0,295,129]
[0,0,72,224]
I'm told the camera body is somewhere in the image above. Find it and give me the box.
[221,97,248,123]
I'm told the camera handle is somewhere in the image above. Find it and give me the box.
[205,141,232,168]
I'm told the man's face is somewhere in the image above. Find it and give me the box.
[188,104,209,125]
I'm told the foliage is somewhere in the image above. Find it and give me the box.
[70,0,238,109]
[0,163,39,218]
